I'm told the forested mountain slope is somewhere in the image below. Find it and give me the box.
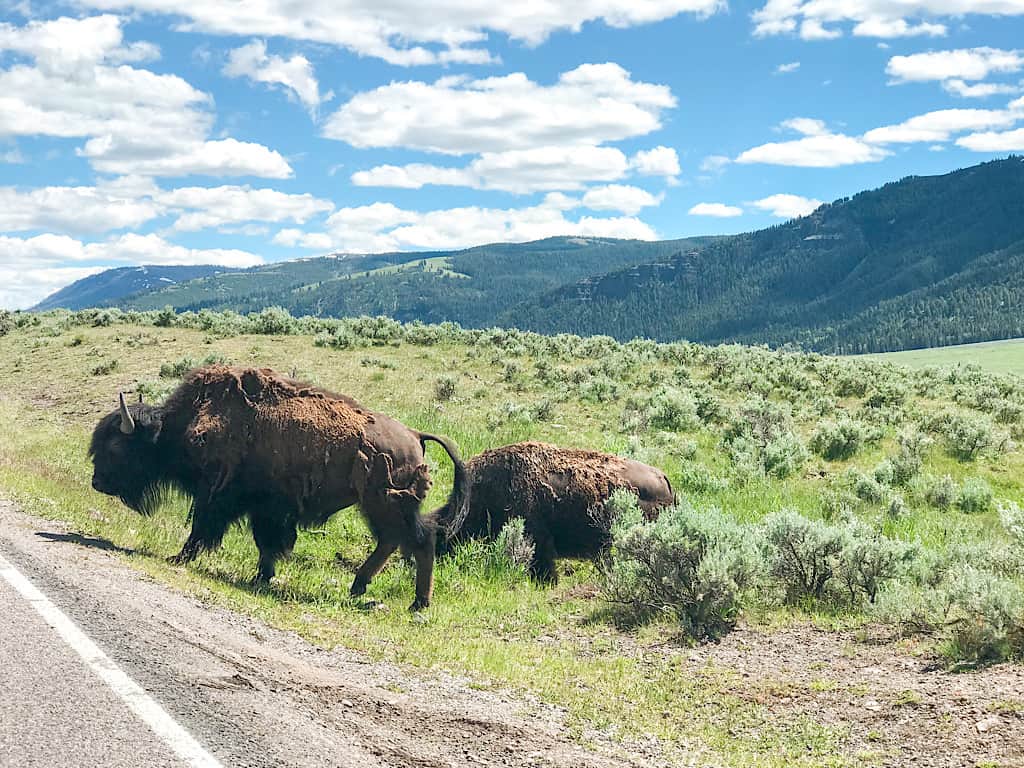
[506,157,1024,352]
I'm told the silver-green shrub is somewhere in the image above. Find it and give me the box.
[600,493,762,640]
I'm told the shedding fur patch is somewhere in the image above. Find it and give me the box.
[469,441,637,505]
[170,366,371,497]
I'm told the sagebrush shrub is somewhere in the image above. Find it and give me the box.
[645,387,700,432]
[246,306,298,335]
[762,510,845,603]
[929,412,996,461]
[865,381,908,409]
[433,375,458,402]
[493,518,535,572]
[943,567,1024,666]
[872,459,895,486]
[835,520,916,604]
[763,511,911,607]
[154,306,177,327]
[601,494,762,640]
[674,464,729,494]
[576,374,619,403]
[889,430,931,486]
[956,477,993,514]
[763,432,809,479]
[0,309,13,337]
[851,472,886,504]
[921,474,958,510]
[810,418,866,461]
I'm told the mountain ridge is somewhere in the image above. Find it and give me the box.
[34,157,1024,353]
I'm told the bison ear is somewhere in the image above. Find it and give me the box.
[137,410,163,444]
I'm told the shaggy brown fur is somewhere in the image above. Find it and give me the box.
[436,441,673,581]
[90,365,466,610]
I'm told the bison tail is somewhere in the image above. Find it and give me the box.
[418,432,470,540]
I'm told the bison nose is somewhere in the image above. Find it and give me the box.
[91,476,103,492]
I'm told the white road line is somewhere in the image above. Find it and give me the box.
[0,552,224,768]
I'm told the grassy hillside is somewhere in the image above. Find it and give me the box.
[866,337,1024,376]
[2,308,1023,766]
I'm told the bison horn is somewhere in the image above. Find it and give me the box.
[118,392,136,435]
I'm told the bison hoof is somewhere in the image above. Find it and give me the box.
[408,597,430,612]
[349,580,367,598]
[167,553,191,566]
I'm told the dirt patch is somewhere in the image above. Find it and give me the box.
[682,623,1024,767]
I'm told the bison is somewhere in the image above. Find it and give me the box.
[435,441,673,582]
[89,365,466,610]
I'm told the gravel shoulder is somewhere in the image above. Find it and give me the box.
[0,501,644,768]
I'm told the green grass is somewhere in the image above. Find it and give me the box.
[346,256,470,280]
[1,313,1023,766]
[863,337,1024,376]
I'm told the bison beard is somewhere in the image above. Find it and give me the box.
[436,441,673,582]
[89,366,466,610]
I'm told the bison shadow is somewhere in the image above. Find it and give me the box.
[35,530,137,556]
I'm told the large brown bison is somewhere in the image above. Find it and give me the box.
[89,365,466,610]
[436,441,673,582]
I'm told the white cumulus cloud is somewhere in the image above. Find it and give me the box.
[0,184,163,234]
[277,198,658,253]
[887,47,1024,84]
[223,40,321,115]
[751,1,1024,40]
[688,202,743,217]
[862,107,1019,144]
[630,146,681,179]
[886,47,1024,98]
[581,185,662,215]
[159,185,334,231]
[956,127,1024,151]
[737,120,890,167]
[750,193,822,218]
[0,15,290,179]
[351,146,634,194]
[323,64,676,155]
[78,0,724,66]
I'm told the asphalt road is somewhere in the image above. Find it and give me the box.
[0,501,644,768]
[0,573,189,768]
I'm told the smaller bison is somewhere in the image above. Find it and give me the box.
[436,441,673,581]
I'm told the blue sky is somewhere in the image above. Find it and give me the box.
[2,1,1024,308]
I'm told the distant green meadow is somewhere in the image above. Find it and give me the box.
[865,337,1024,376]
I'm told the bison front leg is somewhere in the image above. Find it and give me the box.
[527,523,559,584]
[350,540,398,597]
[250,510,298,585]
[169,501,234,566]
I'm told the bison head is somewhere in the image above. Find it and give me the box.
[89,392,165,514]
